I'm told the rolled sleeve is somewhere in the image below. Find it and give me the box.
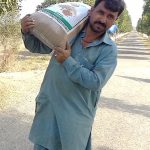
[22,31,52,54]
[62,47,117,91]
[62,56,101,91]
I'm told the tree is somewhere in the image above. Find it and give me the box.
[116,8,133,33]
[0,0,22,72]
[136,18,143,32]
[0,0,22,15]
[36,0,95,11]
[137,0,150,35]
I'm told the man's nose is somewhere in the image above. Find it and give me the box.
[100,16,107,23]
[101,15,107,23]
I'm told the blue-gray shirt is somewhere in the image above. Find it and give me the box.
[22,30,117,150]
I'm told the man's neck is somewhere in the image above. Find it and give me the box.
[83,25,105,42]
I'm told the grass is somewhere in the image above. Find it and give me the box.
[0,41,51,110]
[0,41,51,72]
[9,55,50,72]
[0,82,8,110]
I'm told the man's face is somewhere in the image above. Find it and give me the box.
[89,1,119,33]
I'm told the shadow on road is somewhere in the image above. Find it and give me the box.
[117,56,149,60]
[116,32,150,60]
[118,50,150,55]
[117,43,150,47]
[0,109,33,150]
[95,146,114,150]
[116,75,150,83]
[118,47,150,51]
[98,97,150,118]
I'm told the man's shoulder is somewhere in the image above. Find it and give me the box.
[104,34,117,47]
[102,37,117,56]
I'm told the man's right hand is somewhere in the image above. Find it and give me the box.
[21,14,35,34]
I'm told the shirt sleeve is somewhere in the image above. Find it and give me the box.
[62,45,117,91]
[22,32,52,54]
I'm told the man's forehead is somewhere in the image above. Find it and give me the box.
[93,1,119,16]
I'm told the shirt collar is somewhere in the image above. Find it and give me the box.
[80,30,113,46]
[69,29,113,47]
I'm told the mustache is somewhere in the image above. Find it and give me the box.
[95,21,106,28]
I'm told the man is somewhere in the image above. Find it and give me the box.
[108,24,118,40]
[21,0,125,150]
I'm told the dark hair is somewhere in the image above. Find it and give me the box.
[94,0,126,16]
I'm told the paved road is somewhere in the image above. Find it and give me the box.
[93,31,150,150]
[0,31,150,150]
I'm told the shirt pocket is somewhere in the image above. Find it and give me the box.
[35,102,40,114]
[93,91,101,109]
[35,94,48,114]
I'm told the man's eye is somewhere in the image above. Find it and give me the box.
[108,15,114,20]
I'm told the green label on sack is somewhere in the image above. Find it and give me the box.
[42,9,73,31]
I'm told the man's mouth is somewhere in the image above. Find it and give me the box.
[95,22,106,28]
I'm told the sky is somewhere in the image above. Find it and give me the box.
[20,0,145,27]
[125,0,144,27]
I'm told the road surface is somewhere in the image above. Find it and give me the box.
[0,31,150,150]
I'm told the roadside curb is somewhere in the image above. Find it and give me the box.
[111,32,129,42]
[138,32,150,40]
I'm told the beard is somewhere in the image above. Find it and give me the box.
[89,20,107,33]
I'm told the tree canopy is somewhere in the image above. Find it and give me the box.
[0,0,21,14]
[137,0,150,35]
[116,8,133,32]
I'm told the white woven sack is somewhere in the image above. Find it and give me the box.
[30,2,91,49]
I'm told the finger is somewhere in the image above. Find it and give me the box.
[26,17,35,22]
[66,42,71,51]
[22,15,35,22]
[24,14,31,19]
[53,47,63,53]
[24,21,35,27]
[21,18,35,28]
[22,24,35,32]
[21,23,35,33]
[26,24,35,29]
[24,18,35,25]
[26,14,31,17]
[23,19,35,29]
[21,14,31,21]
[54,52,57,57]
